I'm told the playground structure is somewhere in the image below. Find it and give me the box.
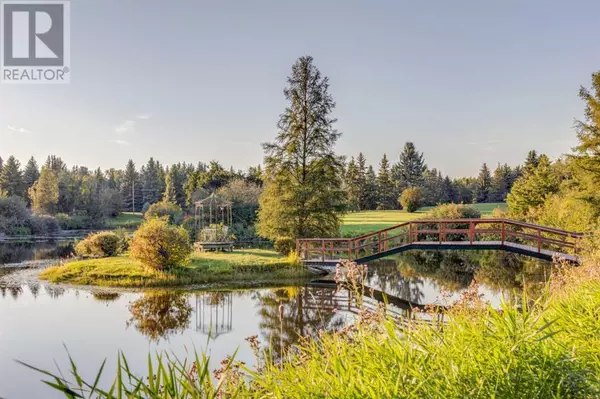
[193,193,234,252]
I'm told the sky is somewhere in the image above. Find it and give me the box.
[0,0,599,177]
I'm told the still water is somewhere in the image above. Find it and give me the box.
[0,243,553,399]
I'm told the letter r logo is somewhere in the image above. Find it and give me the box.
[2,2,65,66]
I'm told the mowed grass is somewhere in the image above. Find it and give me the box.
[39,249,310,288]
[106,212,144,229]
[341,202,508,235]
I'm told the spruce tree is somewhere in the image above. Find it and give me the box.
[523,150,540,173]
[391,142,426,190]
[356,153,368,209]
[141,158,164,204]
[376,154,396,210]
[23,156,40,190]
[257,56,346,239]
[507,155,559,217]
[363,165,378,210]
[345,157,361,211]
[490,163,513,202]
[163,166,178,204]
[121,160,142,212]
[0,156,24,198]
[440,176,457,203]
[474,163,492,203]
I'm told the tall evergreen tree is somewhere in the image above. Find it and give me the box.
[121,160,142,212]
[0,156,24,197]
[141,157,164,205]
[490,163,514,202]
[376,154,396,209]
[356,153,368,210]
[391,142,426,190]
[440,176,457,203]
[163,166,178,204]
[507,155,559,217]
[257,56,346,239]
[474,163,492,203]
[44,155,67,173]
[23,156,40,189]
[0,156,3,175]
[345,157,361,211]
[420,168,445,206]
[29,167,59,214]
[363,165,378,210]
[523,150,540,173]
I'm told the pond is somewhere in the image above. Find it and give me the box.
[0,246,553,399]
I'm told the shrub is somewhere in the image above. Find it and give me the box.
[56,213,105,230]
[145,201,184,225]
[113,228,132,252]
[130,218,192,271]
[529,193,597,232]
[28,214,60,235]
[422,203,481,241]
[75,232,122,258]
[274,236,295,256]
[0,196,31,235]
[399,187,422,213]
[425,203,481,219]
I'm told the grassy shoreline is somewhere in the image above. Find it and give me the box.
[39,249,312,288]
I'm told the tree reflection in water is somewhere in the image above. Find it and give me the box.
[254,286,347,359]
[127,291,192,341]
[373,250,553,300]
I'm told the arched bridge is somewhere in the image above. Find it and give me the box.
[297,219,583,267]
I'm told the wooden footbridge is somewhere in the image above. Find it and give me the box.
[297,219,583,267]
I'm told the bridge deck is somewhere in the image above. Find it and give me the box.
[298,219,582,267]
[303,241,578,267]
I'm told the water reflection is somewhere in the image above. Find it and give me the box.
[0,251,558,399]
[367,250,552,301]
[196,292,234,338]
[253,286,347,359]
[127,291,193,341]
[0,240,75,265]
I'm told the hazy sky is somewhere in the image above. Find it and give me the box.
[1,0,599,177]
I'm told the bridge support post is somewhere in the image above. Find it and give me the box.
[321,239,325,262]
[501,221,505,245]
[469,222,474,244]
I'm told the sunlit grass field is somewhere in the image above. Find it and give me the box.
[106,212,144,228]
[341,203,508,235]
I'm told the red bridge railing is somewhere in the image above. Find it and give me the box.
[296,219,584,263]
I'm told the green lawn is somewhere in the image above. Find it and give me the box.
[39,249,310,288]
[340,203,508,236]
[106,212,144,229]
